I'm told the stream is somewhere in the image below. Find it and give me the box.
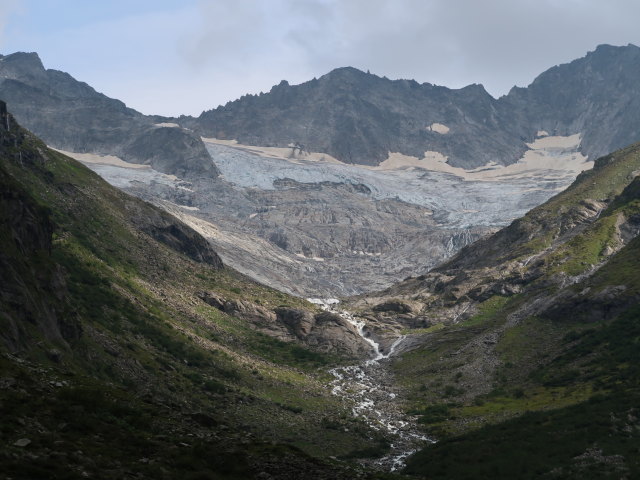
[308,298,433,471]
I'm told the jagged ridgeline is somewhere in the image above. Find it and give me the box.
[0,103,392,479]
[350,140,640,478]
[187,44,640,168]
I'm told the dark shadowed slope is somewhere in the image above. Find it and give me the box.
[0,103,395,480]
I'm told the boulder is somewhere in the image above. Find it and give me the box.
[373,300,413,314]
[275,308,315,338]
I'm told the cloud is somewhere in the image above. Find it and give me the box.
[6,0,640,116]
[179,0,640,101]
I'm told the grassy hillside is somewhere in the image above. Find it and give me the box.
[350,141,640,478]
[0,103,395,479]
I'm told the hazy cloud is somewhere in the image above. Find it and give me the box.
[181,0,640,101]
[4,0,640,115]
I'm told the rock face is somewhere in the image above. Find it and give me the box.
[197,292,372,356]
[184,44,640,168]
[128,203,223,269]
[504,44,640,162]
[188,70,524,168]
[0,52,218,179]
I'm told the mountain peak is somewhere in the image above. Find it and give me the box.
[1,51,44,64]
[592,42,639,54]
[0,51,46,81]
[327,66,367,75]
[321,66,372,82]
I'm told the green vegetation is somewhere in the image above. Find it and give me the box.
[0,118,386,478]
[405,391,640,479]
[461,295,510,326]
[389,142,640,478]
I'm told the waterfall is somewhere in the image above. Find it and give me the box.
[307,298,433,471]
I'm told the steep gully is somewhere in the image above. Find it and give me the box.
[308,299,432,471]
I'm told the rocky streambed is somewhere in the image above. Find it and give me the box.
[308,299,432,471]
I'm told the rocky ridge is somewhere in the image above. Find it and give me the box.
[185,44,640,168]
[0,52,218,178]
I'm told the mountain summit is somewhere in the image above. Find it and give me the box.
[186,43,640,168]
[190,64,520,168]
[0,52,219,178]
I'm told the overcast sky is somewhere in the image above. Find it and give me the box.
[2,0,640,116]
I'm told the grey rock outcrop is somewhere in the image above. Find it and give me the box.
[275,307,315,337]
[128,204,223,269]
[196,294,372,356]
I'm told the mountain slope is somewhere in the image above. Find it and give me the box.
[506,43,640,161]
[1,47,625,297]
[349,141,640,478]
[189,68,524,168]
[0,103,392,479]
[186,44,640,168]
[0,52,218,178]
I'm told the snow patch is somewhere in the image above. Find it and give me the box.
[50,147,149,170]
[427,122,450,134]
[295,253,325,262]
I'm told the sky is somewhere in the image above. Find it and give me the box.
[1,0,640,117]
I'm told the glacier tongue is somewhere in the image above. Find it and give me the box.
[205,138,588,229]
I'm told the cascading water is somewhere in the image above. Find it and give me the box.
[308,298,433,471]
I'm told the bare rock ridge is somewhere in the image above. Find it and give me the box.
[188,67,526,168]
[505,44,640,162]
[2,44,639,172]
[186,43,640,168]
[0,52,219,178]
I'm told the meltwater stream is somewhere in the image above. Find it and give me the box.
[308,298,433,471]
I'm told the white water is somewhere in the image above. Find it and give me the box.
[308,298,433,471]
